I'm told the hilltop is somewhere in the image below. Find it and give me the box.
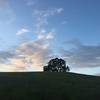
[0,72,100,100]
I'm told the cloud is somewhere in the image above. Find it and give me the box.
[12,7,63,71]
[33,7,64,34]
[33,8,64,17]
[0,6,64,72]
[0,64,17,72]
[14,38,54,71]
[24,0,36,6]
[0,40,53,71]
[7,7,61,71]
[64,38,82,47]
[16,28,30,36]
[16,38,53,57]
[61,39,100,68]
[31,7,64,52]
[1,38,100,72]
[0,30,54,71]
[0,62,28,72]
[0,51,14,63]
[46,32,54,39]
[57,8,64,14]
[10,58,27,69]
[37,31,54,40]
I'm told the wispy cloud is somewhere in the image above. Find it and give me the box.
[33,8,64,17]
[61,39,100,68]
[0,50,14,63]
[56,8,64,14]
[16,28,30,36]
[2,38,100,72]
[37,31,54,40]
[33,7,64,34]
[0,6,64,72]
[0,31,54,71]
[10,39,54,71]
[24,0,36,6]
[13,7,63,71]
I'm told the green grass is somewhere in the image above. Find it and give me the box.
[0,72,100,100]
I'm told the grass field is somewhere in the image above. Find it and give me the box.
[0,72,100,100]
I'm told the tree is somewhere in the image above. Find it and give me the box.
[43,58,70,72]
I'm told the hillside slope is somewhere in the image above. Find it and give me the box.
[0,72,100,100]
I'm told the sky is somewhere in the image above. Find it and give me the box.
[0,0,100,75]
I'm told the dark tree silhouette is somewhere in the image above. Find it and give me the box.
[43,58,70,72]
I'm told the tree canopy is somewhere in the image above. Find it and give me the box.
[43,58,70,72]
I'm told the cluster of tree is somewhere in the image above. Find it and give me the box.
[43,58,70,72]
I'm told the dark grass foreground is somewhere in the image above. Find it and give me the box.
[0,72,100,100]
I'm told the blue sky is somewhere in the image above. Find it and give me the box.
[0,0,100,75]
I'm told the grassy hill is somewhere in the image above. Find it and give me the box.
[0,72,100,100]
